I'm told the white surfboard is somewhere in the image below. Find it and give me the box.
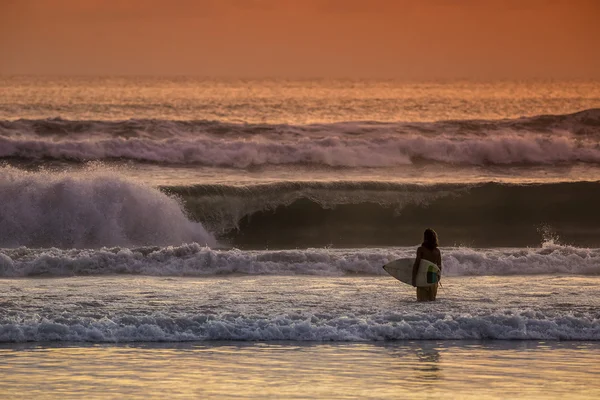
[383,258,440,287]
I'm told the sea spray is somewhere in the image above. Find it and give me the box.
[0,167,215,248]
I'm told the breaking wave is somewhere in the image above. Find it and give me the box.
[0,168,215,248]
[168,180,600,248]
[1,109,600,167]
[3,165,600,248]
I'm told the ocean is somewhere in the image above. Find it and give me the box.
[1,76,600,398]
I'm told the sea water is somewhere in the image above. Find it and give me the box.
[2,342,599,399]
[1,77,600,398]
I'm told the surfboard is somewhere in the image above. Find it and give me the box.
[382,258,440,287]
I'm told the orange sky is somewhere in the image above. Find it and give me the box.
[1,0,599,79]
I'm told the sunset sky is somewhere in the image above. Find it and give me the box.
[1,0,599,79]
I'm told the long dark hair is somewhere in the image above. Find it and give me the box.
[422,228,439,250]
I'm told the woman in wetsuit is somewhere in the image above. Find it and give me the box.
[412,228,442,301]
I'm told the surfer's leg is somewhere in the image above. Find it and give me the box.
[416,287,427,301]
[429,283,438,301]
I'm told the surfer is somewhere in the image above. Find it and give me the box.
[412,228,442,301]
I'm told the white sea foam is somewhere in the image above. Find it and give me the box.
[1,242,599,278]
[1,309,598,342]
[0,167,215,248]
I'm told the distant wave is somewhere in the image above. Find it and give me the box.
[1,109,599,167]
[1,307,598,342]
[1,242,599,278]
[0,168,215,248]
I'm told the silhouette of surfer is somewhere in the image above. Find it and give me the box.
[412,229,442,301]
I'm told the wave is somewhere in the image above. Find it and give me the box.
[1,242,599,278]
[166,180,600,248]
[0,167,215,248]
[1,308,599,342]
[167,180,465,235]
[3,165,600,248]
[1,109,600,167]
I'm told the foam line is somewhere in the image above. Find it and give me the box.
[1,243,599,277]
[1,310,598,342]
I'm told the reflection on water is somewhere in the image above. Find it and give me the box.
[382,341,443,383]
[414,343,442,381]
[1,341,599,399]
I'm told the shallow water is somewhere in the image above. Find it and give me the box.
[1,275,599,342]
[1,341,599,399]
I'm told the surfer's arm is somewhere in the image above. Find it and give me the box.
[437,252,442,281]
[412,247,422,286]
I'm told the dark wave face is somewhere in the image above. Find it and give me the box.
[165,181,600,248]
[1,109,600,167]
